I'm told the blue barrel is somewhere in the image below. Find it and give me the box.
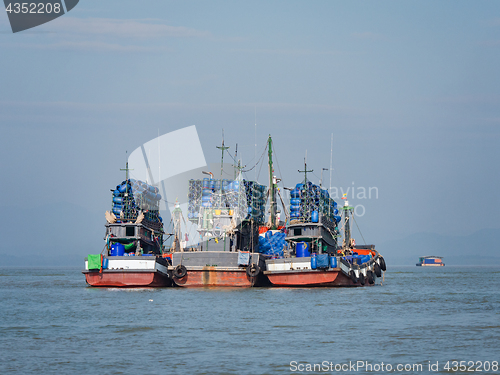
[296,242,310,257]
[118,183,130,193]
[311,211,319,223]
[290,198,301,206]
[110,243,125,256]
[209,179,215,189]
[113,196,124,204]
[203,178,210,188]
[330,256,337,268]
[311,253,317,269]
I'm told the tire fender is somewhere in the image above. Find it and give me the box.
[374,263,382,278]
[367,270,375,284]
[379,257,387,272]
[173,264,187,278]
[349,270,358,284]
[246,264,260,277]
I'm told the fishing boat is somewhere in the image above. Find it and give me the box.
[82,164,172,287]
[168,138,273,287]
[416,256,445,267]
[263,156,386,287]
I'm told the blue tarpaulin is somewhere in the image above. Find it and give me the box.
[316,254,329,268]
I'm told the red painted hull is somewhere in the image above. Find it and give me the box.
[173,268,257,287]
[265,269,375,287]
[84,271,171,287]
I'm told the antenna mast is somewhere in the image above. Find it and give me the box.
[120,152,133,196]
[329,133,333,195]
[216,130,229,207]
[298,157,313,221]
[268,135,277,229]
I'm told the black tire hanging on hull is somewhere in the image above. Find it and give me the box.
[359,272,365,285]
[173,264,187,278]
[379,257,387,271]
[374,263,382,278]
[246,264,260,277]
[349,270,358,284]
[367,270,375,284]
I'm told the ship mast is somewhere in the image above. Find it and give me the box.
[268,135,277,230]
[216,131,229,207]
[342,197,354,250]
[298,158,313,222]
[120,158,133,196]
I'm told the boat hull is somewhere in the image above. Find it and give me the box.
[83,269,171,287]
[264,268,374,287]
[170,251,269,287]
[172,267,257,287]
[416,264,445,267]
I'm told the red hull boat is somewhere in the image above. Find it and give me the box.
[83,269,171,287]
[264,268,375,287]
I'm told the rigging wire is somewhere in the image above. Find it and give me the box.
[271,142,287,217]
[242,144,268,173]
[225,148,239,165]
[271,142,285,188]
[352,214,367,245]
[311,170,321,183]
[256,143,268,181]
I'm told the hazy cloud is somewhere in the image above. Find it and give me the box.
[40,17,211,39]
[231,48,342,56]
[1,40,171,52]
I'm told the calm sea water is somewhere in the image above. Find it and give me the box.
[1,266,499,375]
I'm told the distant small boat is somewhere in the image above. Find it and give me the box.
[416,256,445,267]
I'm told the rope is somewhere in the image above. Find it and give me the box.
[352,214,367,245]
[272,143,285,189]
[242,144,267,174]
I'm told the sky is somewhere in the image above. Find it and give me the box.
[0,1,499,259]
